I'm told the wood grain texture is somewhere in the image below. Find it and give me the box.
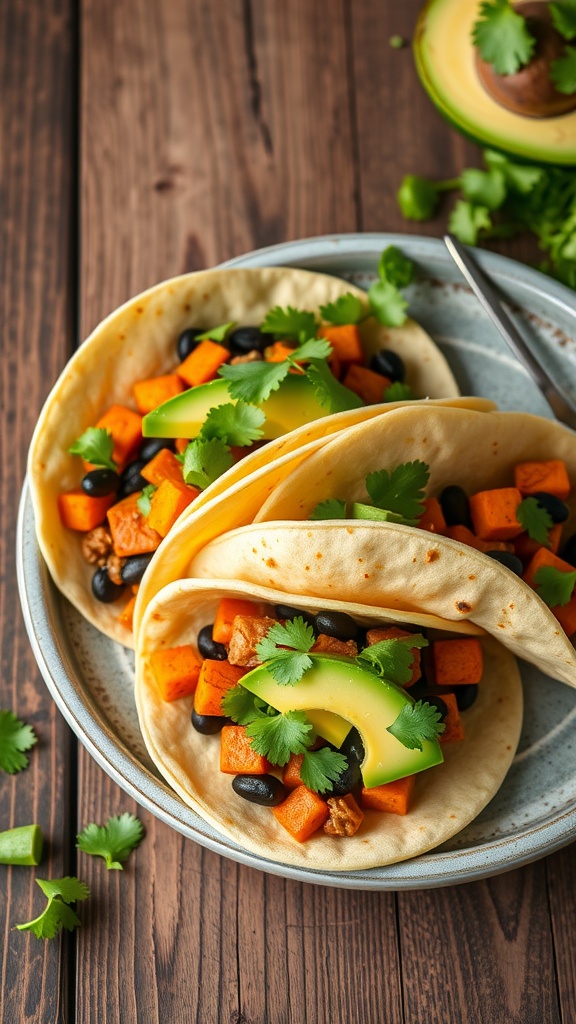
[0,0,76,1021]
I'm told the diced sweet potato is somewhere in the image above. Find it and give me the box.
[515,459,571,501]
[523,547,576,635]
[219,725,271,775]
[58,489,116,532]
[319,324,363,364]
[194,659,247,716]
[418,497,447,535]
[311,634,358,656]
[366,627,421,686]
[513,523,563,564]
[117,594,137,631]
[469,487,523,542]
[272,785,330,842]
[149,644,202,702]
[133,373,186,415]
[437,693,465,743]
[228,615,278,667]
[432,638,484,686]
[342,364,390,405]
[264,341,297,362]
[91,405,143,468]
[213,598,267,645]
[445,524,512,553]
[361,775,415,815]
[141,447,185,487]
[146,479,198,537]
[282,753,305,790]
[175,437,188,454]
[107,493,162,557]
[178,340,230,386]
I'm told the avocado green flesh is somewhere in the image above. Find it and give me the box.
[240,654,443,788]
[142,375,332,440]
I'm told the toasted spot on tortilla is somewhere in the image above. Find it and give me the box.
[468,574,475,580]
[307,531,312,538]
[498,623,506,629]
[136,306,144,314]
[252,548,257,554]
[155,307,163,316]
[316,552,322,559]
[358,558,364,563]
[426,549,439,563]
[364,573,370,579]
[305,565,310,571]
[412,557,417,563]
[346,527,353,535]
[509,603,514,609]
[266,558,276,568]
[455,601,472,613]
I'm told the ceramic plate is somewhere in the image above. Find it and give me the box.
[17,233,576,889]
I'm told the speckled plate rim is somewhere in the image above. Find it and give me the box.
[18,232,576,890]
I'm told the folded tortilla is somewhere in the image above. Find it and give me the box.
[135,579,522,871]
[187,405,576,686]
[27,265,460,645]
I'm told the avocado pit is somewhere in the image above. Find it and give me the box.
[475,1,576,118]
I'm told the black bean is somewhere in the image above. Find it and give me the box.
[91,567,125,603]
[274,604,316,629]
[81,468,120,497]
[369,349,405,383]
[314,610,358,641]
[139,437,176,462]
[439,485,472,528]
[532,491,570,524]
[425,695,449,720]
[228,326,268,355]
[121,553,155,586]
[232,774,287,807]
[197,624,228,661]
[455,684,479,711]
[191,709,227,735]
[118,459,147,498]
[177,327,203,361]
[562,534,576,567]
[485,550,524,576]
[328,728,364,796]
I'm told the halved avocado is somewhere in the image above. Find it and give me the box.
[414,0,576,165]
[240,654,443,788]
[142,374,339,440]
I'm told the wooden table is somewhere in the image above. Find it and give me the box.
[2,1,576,1020]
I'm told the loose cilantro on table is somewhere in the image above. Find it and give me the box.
[69,427,116,471]
[16,877,90,939]
[201,401,265,447]
[397,174,460,221]
[357,635,428,687]
[448,200,493,247]
[137,483,157,517]
[255,616,316,685]
[195,322,235,343]
[534,565,576,606]
[77,813,144,870]
[472,0,535,75]
[387,700,445,752]
[0,710,37,774]
[181,437,234,490]
[517,497,554,546]
[320,293,364,325]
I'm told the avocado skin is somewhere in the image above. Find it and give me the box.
[240,654,444,788]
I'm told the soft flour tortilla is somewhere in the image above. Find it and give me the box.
[187,405,576,686]
[27,265,460,645]
[135,579,523,872]
[132,397,495,641]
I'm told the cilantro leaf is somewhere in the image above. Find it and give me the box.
[460,167,507,211]
[300,748,348,794]
[367,278,408,327]
[195,322,235,342]
[181,437,234,489]
[378,246,415,289]
[387,700,445,752]
[534,565,576,607]
[448,201,492,246]
[551,46,576,94]
[260,306,318,342]
[385,381,414,402]
[472,0,536,75]
[516,497,554,546]
[255,616,316,685]
[0,711,37,774]
[309,498,348,520]
[289,337,332,363]
[320,293,364,325]
[258,616,316,654]
[137,483,157,517]
[357,635,428,686]
[484,150,544,195]
[16,877,90,939]
[305,358,363,413]
[365,460,430,520]
[201,401,265,446]
[397,175,443,220]
[218,359,290,404]
[551,1,576,41]
[69,427,116,471]
[246,710,313,765]
[77,813,144,870]
[222,684,262,725]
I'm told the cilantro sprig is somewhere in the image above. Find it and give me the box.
[69,427,116,471]
[534,565,576,607]
[194,322,235,343]
[366,460,430,522]
[517,497,554,547]
[255,616,316,685]
[472,0,535,75]
[260,306,318,342]
[137,483,157,517]
[0,710,38,774]
[201,401,265,447]
[357,635,428,686]
[16,877,90,939]
[181,437,234,490]
[368,246,415,327]
[387,700,445,752]
[320,293,364,325]
[77,813,144,870]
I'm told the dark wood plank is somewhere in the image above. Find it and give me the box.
[0,0,76,1021]
[548,844,576,1021]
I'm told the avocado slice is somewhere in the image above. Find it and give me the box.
[414,0,576,165]
[240,654,444,788]
[142,374,334,440]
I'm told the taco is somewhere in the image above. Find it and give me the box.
[186,404,576,686]
[135,578,522,871]
[27,265,460,646]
